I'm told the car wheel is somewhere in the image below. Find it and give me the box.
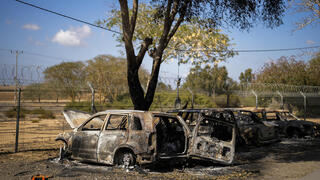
[58,142,67,160]
[117,151,136,167]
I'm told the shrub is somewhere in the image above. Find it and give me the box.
[5,108,27,118]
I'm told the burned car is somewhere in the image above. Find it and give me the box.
[254,110,320,138]
[168,109,237,160]
[231,109,279,146]
[56,110,235,166]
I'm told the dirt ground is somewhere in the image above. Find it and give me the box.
[1,101,320,179]
[0,138,320,180]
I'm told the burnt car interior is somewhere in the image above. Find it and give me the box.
[106,114,128,130]
[82,115,106,131]
[155,115,186,155]
[198,113,233,142]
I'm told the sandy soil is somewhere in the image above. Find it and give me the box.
[0,138,320,179]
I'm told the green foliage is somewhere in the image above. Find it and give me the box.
[307,52,320,86]
[86,55,149,103]
[214,94,241,108]
[255,56,308,85]
[255,54,320,87]
[183,64,238,96]
[43,61,86,102]
[5,108,26,118]
[30,108,55,119]
[98,4,236,65]
[239,68,254,83]
[150,91,218,109]
[4,108,54,119]
[292,0,320,30]
[65,101,92,112]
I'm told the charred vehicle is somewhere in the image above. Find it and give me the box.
[254,110,320,138]
[231,109,279,146]
[56,110,236,166]
[168,109,237,161]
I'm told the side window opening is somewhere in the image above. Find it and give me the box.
[131,116,142,130]
[198,114,233,142]
[82,115,106,131]
[106,114,128,130]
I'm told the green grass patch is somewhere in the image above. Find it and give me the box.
[4,107,55,119]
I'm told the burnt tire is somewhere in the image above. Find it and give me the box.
[116,151,136,167]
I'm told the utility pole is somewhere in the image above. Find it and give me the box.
[11,50,23,105]
[175,62,181,109]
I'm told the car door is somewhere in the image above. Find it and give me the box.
[188,111,236,165]
[71,114,106,161]
[97,113,129,164]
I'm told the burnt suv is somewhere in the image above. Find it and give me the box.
[168,109,237,160]
[254,110,320,138]
[56,110,236,166]
[231,109,279,146]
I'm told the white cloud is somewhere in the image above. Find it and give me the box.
[306,40,315,45]
[22,24,40,30]
[52,25,91,46]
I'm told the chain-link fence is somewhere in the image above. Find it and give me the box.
[1,81,320,153]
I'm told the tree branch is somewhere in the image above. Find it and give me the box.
[136,37,153,67]
[130,0,139,38]
[119,0,136,64]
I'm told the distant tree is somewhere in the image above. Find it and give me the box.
[86,55,150,103]
[23,83,48,102]
[255,56,309,85]
[239,68,254,83]
[183,64,233,96]
[292,0,320,30]
[307,52,320,86]
[43,62,86,102]
[98,0,286,110]
[156,82,172,91]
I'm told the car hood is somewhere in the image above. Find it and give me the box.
[62,110,91,129]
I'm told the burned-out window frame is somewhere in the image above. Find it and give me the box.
[105,113,129,131]
[80,114,107,131]
[130,115,143,130]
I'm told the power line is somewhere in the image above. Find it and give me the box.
[0,48,75,61]
[176,45,320,53]
[232,45,320,53]
[11,1,320,54]
[23,51,74,61]
[15,0,121,35]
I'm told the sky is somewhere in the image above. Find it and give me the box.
[0,0,320,86]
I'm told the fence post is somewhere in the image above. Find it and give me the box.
[15,88,21,153]
[88,82,97,114]
[300,91,306,121]
[187,88,194,109]
[277,91,284,109]
[252,90,258,109]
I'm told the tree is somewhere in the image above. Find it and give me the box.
[292,0,320,30]
[43,62,86,102]
[101,0,286,110]
[183,64,233,96]
[239,68,254,83]
[307,52,320,86]
[255,56,309,85]
[86,55,149,103]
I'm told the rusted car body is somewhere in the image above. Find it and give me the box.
[56,110,235,166]
[254,110,320,138]
[231,109,279,146]
[168,109,237,161]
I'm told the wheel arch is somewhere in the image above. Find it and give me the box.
[113,145,136,165]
